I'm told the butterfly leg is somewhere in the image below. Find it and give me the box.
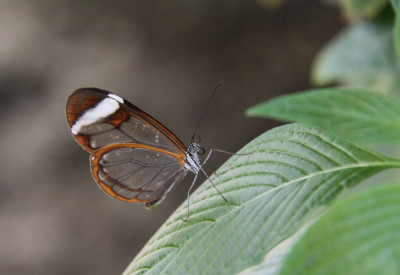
[201,169,227,202]
[203,163,218,176]
[182,172,199,221]
[202,148,251,176]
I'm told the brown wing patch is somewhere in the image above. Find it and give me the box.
[66,88,187,154]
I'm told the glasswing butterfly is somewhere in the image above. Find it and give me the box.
[66,87,228,220]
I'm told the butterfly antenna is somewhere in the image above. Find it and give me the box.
[191,82,224,142]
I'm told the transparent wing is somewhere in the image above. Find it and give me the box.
[91,143,188,204]
[66,88,187,155]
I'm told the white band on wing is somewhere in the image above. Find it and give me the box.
[71,96,121,135]
[108,93,124,103]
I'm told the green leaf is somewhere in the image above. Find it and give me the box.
[238,228,305,275]
[391,0,400,60]
[279,183,400,275]
[392,0,400,12]
[246,87,400,144]
[340,0,389,18]
[312,21,400,93]
[123,124,400,275]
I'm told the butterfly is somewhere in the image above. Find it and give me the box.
[66,87,227,219]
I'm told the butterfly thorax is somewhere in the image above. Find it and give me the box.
[184,143,202,174]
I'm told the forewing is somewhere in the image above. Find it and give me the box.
[90,143,188,204]
[66,88,186,154]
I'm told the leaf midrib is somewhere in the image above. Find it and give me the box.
[243,161,398,206]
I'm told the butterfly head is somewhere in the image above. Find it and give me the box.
[184,142,205,174]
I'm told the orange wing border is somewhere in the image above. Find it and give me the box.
[90,143,185,203]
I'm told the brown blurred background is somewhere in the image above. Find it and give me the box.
[0,1,343,274]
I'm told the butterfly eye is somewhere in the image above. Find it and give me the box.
[198,147,205,155]
[191,133,201,143]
